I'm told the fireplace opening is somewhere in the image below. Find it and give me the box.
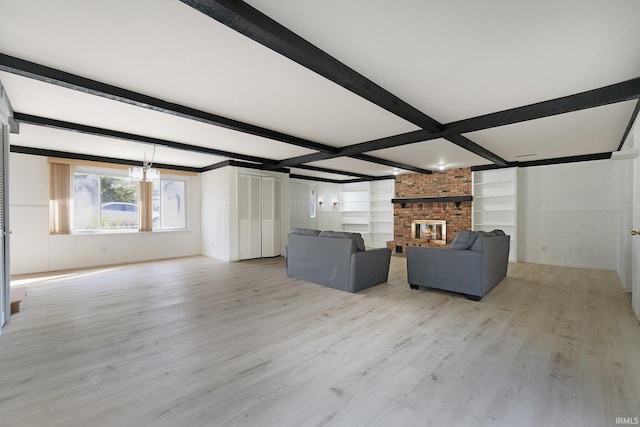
[411,220,446,245]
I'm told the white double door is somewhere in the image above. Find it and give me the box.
[238,174,281,260]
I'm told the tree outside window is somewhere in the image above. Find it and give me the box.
[74,173,139,231]
[73,171,185,233]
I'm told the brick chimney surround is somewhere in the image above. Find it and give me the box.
[387,168,473,253]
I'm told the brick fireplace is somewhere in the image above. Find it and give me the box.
[387,168,472,253]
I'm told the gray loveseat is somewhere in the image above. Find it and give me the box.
[286,229,392,293]
[406,230,510,300]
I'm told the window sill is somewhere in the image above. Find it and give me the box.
[64,229,192,236]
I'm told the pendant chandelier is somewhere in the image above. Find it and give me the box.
[129,146,160,182]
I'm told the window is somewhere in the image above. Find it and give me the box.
[309,189,317,218]
[71,168,187,233]
[158,179,186,229]
[74,173,139,231]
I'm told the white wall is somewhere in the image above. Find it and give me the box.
[317,182,341,231]
[9,153,201,275]
[287,179,341,232]
[518,159,627,271]
[201,166,233,261]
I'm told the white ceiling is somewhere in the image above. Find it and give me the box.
[1,0,639,181]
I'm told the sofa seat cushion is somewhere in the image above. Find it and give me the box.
[450,230,480,250]
[318,230,366,251]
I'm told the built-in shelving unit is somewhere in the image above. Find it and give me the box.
[369,180,394,248]
[340,180,394,248]
[473,168,517,262]
[340,181,370,235]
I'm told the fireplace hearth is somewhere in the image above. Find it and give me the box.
[412,220,446,245]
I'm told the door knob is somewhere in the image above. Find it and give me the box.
[632,230,639,236]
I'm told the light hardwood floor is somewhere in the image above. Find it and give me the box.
[1,256,639,427]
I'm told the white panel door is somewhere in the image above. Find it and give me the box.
[238,174,262,260]
[261,177,281,257]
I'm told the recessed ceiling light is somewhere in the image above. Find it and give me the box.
[437,163,447,170]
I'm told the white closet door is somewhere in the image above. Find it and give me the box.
[238,174,262,260]
[261,177,281,257]
[273,177,281,255]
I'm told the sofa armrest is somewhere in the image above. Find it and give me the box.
[349,248,392,292]
[407,246,483,295]
[479,236,510,295]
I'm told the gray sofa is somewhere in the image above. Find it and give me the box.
[286,229,392,293]
[406,230,510,300]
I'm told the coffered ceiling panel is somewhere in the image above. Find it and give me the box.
[12,124,226,169]
[465,101,637,162]
[368,139,492,171]
[305,157,410,177]
[289,168,358,182]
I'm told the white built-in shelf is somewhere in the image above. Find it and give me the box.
[340,180,394,248]
[473,168,517,262]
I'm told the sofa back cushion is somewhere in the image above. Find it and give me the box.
[450,230,479,250]
[318,230,366,251]
[290,228,321,236]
